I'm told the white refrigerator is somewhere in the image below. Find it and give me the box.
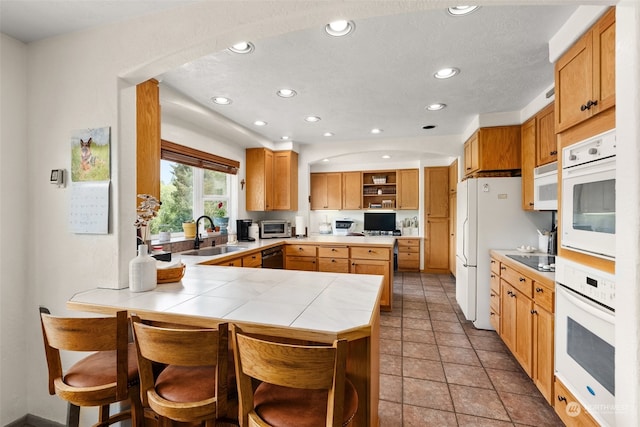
[455,177,548,330]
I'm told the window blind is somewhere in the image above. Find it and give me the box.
[160,140,239,175]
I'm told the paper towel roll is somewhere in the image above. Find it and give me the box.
[295,216,305,236]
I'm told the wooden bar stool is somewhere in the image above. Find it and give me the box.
[230,324,358,427]
[38,307,143,427]
[131,316,229,426]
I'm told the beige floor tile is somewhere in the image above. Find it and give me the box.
[380,338,402,356]
[476,349,521,371]
[380,352,403,376]
[403,341,440,360]
[380,373,403,403]
[432,319,466,334]
[498,390,564,426]
[486,368,541,395]
[434,331,473,348]
[402,327,436,344]
[378,400,403,427]
[380,325,402,340]
[403,317,432,330]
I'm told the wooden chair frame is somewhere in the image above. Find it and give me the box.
[131,315,228,426]
[39,306,142,427]
[231,324,349,427]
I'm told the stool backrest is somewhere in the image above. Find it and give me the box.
[131,316,228,412]
[39,307,129,401]
[231,324,348,427]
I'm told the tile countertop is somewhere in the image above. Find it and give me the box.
[68,265,383,338]
[490,249,556,287]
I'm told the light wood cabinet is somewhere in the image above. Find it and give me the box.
[272,150,298,211]
[463,126,521,177]
[285,244,318,271]
[397,238,420,272]
[424,167,450,274]
[555,7,615,133]
[241,252,262,268]
[342,172,362,210]
[362,170,397,209]
[317,246,349,273]
[246,148,274,211]
[492,252,556,403]
[536,104,557,166]
[521,116,537,211]
[448,160,458,276]
[424,218,449,273]
[310,172,342,210]
[396,169,419,209]
[424,167,448,218]
[350,247,391,311]
[554,378,600,427]
[246,148,297,211]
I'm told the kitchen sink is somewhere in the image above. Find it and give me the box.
[181,246,245,257]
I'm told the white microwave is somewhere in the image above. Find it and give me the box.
[533,162,558,210]
[561,129,616,259]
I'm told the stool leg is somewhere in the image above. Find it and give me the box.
[66,403,80,427]
[98,404,110,425]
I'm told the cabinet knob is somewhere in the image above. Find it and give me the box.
[519,277,526,282]
[530,309,538,315]
[490,274,495,278]
[510,293,516,298]
[501,266,506,270]
[558,396,567,403]
[550,150,557,156]
[535,287,543,293]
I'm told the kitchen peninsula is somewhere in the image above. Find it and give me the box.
[67,250,385,427]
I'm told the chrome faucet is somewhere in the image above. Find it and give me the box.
[194,215,214,249]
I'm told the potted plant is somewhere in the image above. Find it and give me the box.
[182,219,196,239]
[212,201,229,234]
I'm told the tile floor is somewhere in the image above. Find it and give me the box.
[378,272,564,426]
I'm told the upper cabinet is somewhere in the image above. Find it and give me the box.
[246,148,298,211]
[463,126,521,178]
[521,103,556,211]
[342,172,362,210]
[555,7,615,133]
[362,170,397,209]
[310,172,342,210]
[396,168,419,210]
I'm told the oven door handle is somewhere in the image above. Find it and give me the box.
[558,285,615,323]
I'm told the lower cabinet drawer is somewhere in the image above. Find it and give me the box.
[317,246,349,258]
[489,310,500,334]
[554,378,600,427]
[318,258,350,273]
[350,247,390,261]
[285,256,317,271]
[242,252,262,268]
[533,283,554,312]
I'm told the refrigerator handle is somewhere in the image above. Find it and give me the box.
[461,216,469,267]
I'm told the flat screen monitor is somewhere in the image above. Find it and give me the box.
[364,212,396,232]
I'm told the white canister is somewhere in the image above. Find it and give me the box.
[249,223,260,240]
[538,234,550,253]
[129,244,157,292]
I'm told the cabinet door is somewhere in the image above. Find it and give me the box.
[448,159,458,195]
[350,259,390,308]
[555,30,592,132]
[342,171,362,209]
[500,280,517,352]
[448,193,456,275]
[532,304,554,404]
[521,117,536,211]
[246,148,273,211]
[464,133,479,175]
[397,169,419,209]
[424,167,449,218]
[593,7,616,116]
[318,258,350,273]
[310,173,341,210]
[272,151,297,211]
[285,256,317,271]
[425,218,449,272]
[501,280,533,375]
[536,104,557,166]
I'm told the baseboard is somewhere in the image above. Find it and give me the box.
[4,414,63,427]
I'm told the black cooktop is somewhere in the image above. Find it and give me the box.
[506,254,556,272]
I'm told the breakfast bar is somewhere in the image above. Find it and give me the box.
[67,264,382,427]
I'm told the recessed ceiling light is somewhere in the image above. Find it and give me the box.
[371,128,383,134]
[325,20,355,37]
[434,67,460,79]
[323,132,334,137]
[426,103,447,111]
[382,155,391,159]
[447,6,480,16]
[211,96,232,105]
[305,116,321,123]
[322,158,330,162]
[277,89,297,98]
[228,41,254,54]
[280,136,290,140]
[253,120,267,126]
[423,125,437,130]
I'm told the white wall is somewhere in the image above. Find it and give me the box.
[0,1,638,425]
[0,33,29,424]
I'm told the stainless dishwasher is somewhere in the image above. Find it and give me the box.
[261,246,284,269]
